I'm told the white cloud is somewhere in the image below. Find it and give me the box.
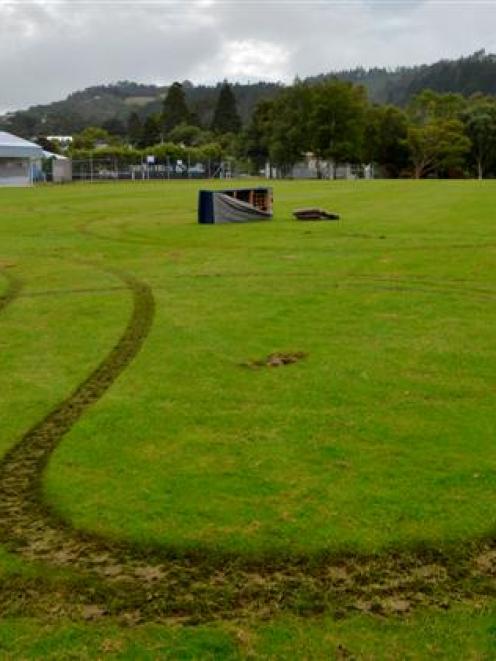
[0,0,495,111]
[193,39,291,82]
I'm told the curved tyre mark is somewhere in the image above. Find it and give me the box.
[0,269,494,623]
[0,269,22,313]
[79,217,167,248]
[79,215,496,253]
[0,269,155,569]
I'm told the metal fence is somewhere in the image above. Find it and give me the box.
[71,158,235,182]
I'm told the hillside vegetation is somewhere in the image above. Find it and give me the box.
[310,50,496,106]
[2,50,496,137]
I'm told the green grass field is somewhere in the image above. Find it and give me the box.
[0,179,495,658]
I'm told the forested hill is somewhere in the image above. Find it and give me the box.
[310,50,496,105]
[2,50,496,137]
[0,80,282,138]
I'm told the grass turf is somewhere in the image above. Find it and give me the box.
[0,179,495,654]
[0,606,495,659]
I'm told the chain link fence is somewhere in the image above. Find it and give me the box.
[71,157,237,182]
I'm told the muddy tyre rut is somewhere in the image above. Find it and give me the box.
[0,269,22,313]
[0,267,494,623]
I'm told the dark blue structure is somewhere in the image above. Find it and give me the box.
[198,188,273,224]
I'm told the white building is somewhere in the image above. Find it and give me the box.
[265,153,374,180]
[46,136,73,149]
[41,151,73,183]
[0,132,43,186]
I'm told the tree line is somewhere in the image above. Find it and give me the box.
[44,79,496,179]
[243,82,496,179]
[56,81,241,170]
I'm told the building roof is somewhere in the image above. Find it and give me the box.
[42,150,69,160]
[0,131,43,159]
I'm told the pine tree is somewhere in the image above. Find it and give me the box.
[102,117,126,137]
[140,115,161,147]
[127,112,142,147]
[162,82,190,135]
[211,82,242,134]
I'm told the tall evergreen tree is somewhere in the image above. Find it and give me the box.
[364,105,410,177]
[127,112,143,147]
[211,82,242,134]
[140,114,161,147]
[243,100,275,172]
[102,117,126,137]
[162,82,190,135]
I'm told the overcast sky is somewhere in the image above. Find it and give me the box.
[1,0,495,113]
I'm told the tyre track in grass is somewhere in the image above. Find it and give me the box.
[78,211,496,253]
[77,208,496,252]
[0,268,22,313]
[0,267,494,623]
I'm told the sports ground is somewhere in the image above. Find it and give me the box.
[0,180,495,658]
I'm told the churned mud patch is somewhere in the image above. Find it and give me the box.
[242,351,308,369]
[0,541,494,625]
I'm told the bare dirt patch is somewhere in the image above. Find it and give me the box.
[242,351,308,369]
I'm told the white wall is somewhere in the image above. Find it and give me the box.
[0,158,31,186]
[53,159,72,183]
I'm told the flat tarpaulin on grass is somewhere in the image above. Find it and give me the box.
[198,188,273,224]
